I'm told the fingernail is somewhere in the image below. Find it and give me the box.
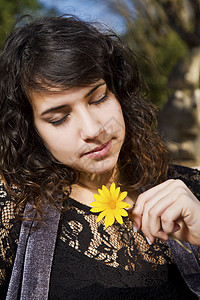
[133,222,137,233]
[145,236,152,245]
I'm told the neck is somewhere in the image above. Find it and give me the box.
[78,168,117,191]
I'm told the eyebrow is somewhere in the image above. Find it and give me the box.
[40,82,106,116]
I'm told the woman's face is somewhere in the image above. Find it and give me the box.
[31,80,125,175]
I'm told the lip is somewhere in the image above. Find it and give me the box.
[83,140,112,159]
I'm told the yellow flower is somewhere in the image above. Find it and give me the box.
[90,182,130,228]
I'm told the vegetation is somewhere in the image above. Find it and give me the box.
[105,0,200,107]
[0,0,57,49]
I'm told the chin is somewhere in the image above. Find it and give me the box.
[84,158,118,175]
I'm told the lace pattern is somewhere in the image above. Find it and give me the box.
[57,199,175,287]
[60,203,174,269]
[1,164,200,295]
[0,181,21,291]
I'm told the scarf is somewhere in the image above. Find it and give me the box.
[6,202,61,300]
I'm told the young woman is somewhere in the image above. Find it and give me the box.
[0,15,200,299]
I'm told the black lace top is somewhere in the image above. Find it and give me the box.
[0,165,200,299]
[48,197,197,300]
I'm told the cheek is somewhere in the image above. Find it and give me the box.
[107,102,125,136]
[35,122,73,155]
[101,99,125,124]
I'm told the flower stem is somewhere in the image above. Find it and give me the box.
[169,235,192,254]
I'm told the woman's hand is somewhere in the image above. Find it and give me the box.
[132,179,200,246]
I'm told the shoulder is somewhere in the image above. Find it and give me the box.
[168,164,200,198]
[168,164,200,180]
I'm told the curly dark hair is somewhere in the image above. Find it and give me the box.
[0,15,168,218]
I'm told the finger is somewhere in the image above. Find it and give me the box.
[135,179,177,205]
[160,200,187,235]
[149,194,200,243]
[132,181,176,229]
[148,200,184,242]
[140,194,177,242]
[132,179,189,230]
[133,179,175,215]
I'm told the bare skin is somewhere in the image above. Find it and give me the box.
[31,80,200,247]
[132,179,200,246]
[71,168,138,208]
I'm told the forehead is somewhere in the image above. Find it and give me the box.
[30,80,106,115]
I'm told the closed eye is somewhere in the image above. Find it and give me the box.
[48,88,109,126]
[49,114,70,126]
[90,90,109,106]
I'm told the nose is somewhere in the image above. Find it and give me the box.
[78,108,103,140]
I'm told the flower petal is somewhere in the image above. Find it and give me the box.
[90,201,109,208]
[117,201,131,209]
[98,188,104,196]
[93,194,104,202]
[91,204,110,211]
[97,189,111,203]
[90,183,129,227]
[114,210,123,224]
[90,207,105,213]
[90,201,101,207]
[102,185,111,199]
[117,191,128,202]
[96,209,109,222]
[110,182,116,198]
[118,208,128,217]
[112,187,120,201]
[104,210,115,227]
